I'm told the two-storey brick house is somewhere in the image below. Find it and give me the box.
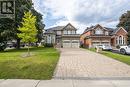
[80,24,128,48]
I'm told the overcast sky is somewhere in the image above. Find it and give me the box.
[32,0,130,34]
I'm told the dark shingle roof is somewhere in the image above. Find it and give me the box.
[83,26,95,33]
[83,25,116,35]
[47,26,64,30]
[110,28,119,35]
[45,26,65,34]
[104,27,114,31]
[45,29,55,34]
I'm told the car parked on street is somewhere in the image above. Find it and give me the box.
[96,44,112,51]
[120,45,130,55]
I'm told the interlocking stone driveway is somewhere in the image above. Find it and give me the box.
[54,48,130,79]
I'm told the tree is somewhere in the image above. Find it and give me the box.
[117,11,130,44]
[15,0,33,49]
[14,0,45,48]
[17,11,37,55]
[0,18,14,51]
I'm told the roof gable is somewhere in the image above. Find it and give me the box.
[114,27,128,35]
[63,23,77,30]
[93,24,108,31]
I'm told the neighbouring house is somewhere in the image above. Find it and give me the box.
[44,23,80,48]
[80,24,128,48]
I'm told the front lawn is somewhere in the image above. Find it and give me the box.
[0,47,60,80]
[88,48,130,65]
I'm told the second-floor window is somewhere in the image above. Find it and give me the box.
[95,28,103,35]
[68,30,71,34]
[57,31,61,35]
[63,30,67,34]
[71,30,76,34]
[105,31,109,35]
[63,30,76,34]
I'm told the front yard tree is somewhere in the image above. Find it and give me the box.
[17,11,37,55]
[117,11,130,44]
[0,18,14,51]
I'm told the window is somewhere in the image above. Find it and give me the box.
[72,30,76,34]
[63,30,67,34]
[68,30,71,34]
[119,36,122,45]
[105,31,109,35]
[47,35,51,43]
[57,31,61,35]
[95,28,103,35]
[117,36,125,45]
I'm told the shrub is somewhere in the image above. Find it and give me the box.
[44,43,54,47]
[0,41,7,51]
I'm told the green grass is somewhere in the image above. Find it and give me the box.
[88,48,130,65]
[0,47,60,80]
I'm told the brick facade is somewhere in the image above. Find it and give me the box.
[80,25,128,48]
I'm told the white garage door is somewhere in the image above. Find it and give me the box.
[63,40,71,48]
[63,40,79,48]
[72,40,80,48]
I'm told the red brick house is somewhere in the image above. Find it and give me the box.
[80,24,128,48]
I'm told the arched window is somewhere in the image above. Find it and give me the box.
[119,36,122,45]
[117,35,125,45]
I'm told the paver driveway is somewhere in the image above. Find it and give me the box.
[54,48,130,79]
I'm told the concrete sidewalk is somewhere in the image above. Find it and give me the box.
[0,79,130,87]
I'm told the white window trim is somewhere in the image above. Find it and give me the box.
[117,35,125,45]
[95,28,103,35]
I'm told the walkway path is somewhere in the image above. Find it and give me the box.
[54,48,130,79]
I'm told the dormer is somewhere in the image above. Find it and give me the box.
[92,24,109,35]
[63,23,77,35]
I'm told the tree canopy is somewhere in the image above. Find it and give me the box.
[17,11,37,43]
[0,18,14,51]
[117,11,130,44]
[17,11,37,55]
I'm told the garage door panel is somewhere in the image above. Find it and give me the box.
[72,41,79,48]
[63,40,71,48]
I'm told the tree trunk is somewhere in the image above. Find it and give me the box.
[27,43,30,56]
[16,39,20,49]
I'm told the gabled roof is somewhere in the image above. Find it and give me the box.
[82,24,114,35]
[63,23,77,30]
[112,27,128,35]
[82,24,128,36]
[83,26,95,34]
[45,26,64,34]
[45,23,77,34]
[104,27,114,31]
[47,26,65,31]
[45,29,55,34]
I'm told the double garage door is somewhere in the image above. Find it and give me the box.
[63,40,79,48]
